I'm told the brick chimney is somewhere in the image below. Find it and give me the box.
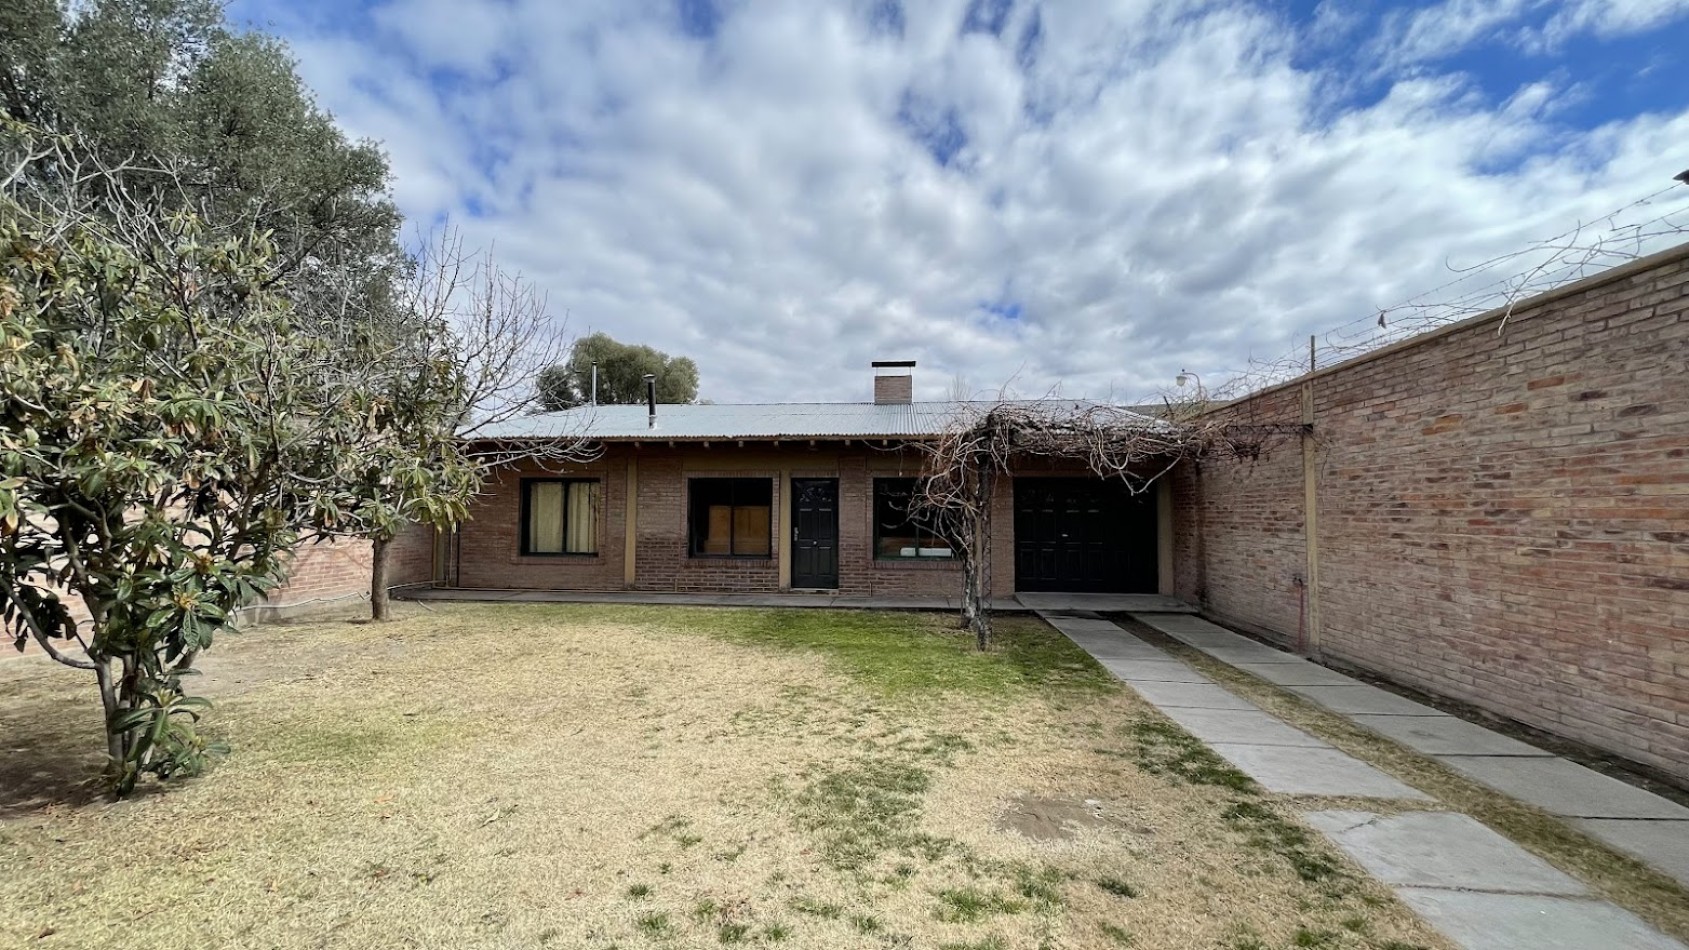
[872,360,915,405]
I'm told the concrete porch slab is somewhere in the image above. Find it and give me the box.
[1352,714,1552,758]
[1306,811,1584,894]
[1156,707,1331,748]
[1014,593,1196,613]
[1106,660,1213,684]
[1286,684,1442,717]
[400,588,989,611]
[1393,888,1685,950]
[1210,746,1428,799]
[1433,755,1689,820]
[1126,681,1257,710]
[1230,660,1361,688]
[1573,819,1689,887]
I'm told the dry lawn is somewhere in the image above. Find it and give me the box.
[1,605,1448,950]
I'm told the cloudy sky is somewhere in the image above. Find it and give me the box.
[228,0,1689,404]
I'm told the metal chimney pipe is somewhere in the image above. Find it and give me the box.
[591,360,599,406]
[644,373,657,429]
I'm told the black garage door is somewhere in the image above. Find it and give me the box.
[1013,478,1157,593]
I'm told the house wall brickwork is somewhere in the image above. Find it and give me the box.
[445,444,1168,600]
[1174,242,1689,780]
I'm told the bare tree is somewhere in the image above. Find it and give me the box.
[341,227,602,620]
[909,399,1299,649]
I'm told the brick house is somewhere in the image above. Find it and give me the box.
[268,241,1683,785]
[437,361,1175,599]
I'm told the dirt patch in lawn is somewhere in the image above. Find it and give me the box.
[2,604,1448,950]
[997,796,1111,842]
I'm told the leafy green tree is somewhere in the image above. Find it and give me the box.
[0,0,405,318]
[0,129,406,793]
[535,331,700,410]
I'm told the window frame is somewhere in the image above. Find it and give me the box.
[518,477,601,557]
[872,477,955,560]
[687,477,774,559]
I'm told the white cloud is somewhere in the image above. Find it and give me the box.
[243,0,1689,403]
[1376,0,1689,64]
[1533,0,1689,45]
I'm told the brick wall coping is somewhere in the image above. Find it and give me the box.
[1211,237,1689,410]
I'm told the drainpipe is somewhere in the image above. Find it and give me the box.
[645,373,657,429]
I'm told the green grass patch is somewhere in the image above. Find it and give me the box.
[1012,865,1067,908]
[717,922,751,944]
[788,896,843,919]
[1099,922,1134,945]
[504,605,1115,697]
[933,886,1025,923]
[625,883,651,899]
[850,914,882,933]
[794,756,957,871]
[1124,715,1258,792]
[1095,876,1138,899]
[634,911,672,937]
[1222,801,1349,891]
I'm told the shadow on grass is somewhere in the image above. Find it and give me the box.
[0,728,113,818]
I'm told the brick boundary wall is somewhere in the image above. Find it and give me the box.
[1173,241,1689,781]
[250,525,436,622]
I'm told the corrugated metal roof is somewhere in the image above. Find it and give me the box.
[469,400,1160,442]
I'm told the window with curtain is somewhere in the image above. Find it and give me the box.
[873,478,953,559]
[522,479,599,555]
[688,478,772,557]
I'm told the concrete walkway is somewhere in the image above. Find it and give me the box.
[1128,612,1689,890]
[1040,611,1425,799]
[1041,609,1687,950]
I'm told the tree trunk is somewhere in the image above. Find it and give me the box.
[370,535,392,621]
[93,658,122,764]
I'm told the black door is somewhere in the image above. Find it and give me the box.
[791,478,839,589]
[1014,478,1157,593]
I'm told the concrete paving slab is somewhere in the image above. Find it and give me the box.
[1202,645,1305,665]
[1434,755,1689,820]
[1209,746,1429,798]
[1352,714,1552,757]
[1040,615,1121,628]
[1306,811,1585,894]
[1157,707,1331,748]
[1132,615,1255,647]
[1126,681,1256,710]
[1106,660,1213,684]
[1166,629,1260,652]
[1393,888,1686,950]
[1053,628,1162,659]
[1231,660,1361,688]
[1044,617,1154,639]
[1287,684,1442,717]
[1574,819,1689,887]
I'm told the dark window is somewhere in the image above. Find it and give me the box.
[874,478,953,559]
[521,479,599,555]
[689,478,772,557]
